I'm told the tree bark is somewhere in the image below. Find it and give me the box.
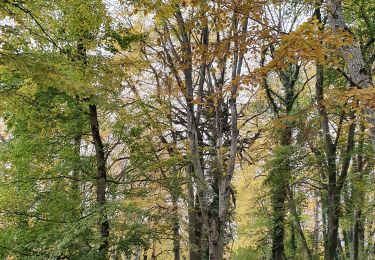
[187,164,201,260]
[271,185,287,260]
[353,124,365,260]
[172,195,181,260]
[313,198,320,257]
[269,65,299,260]
[89,104,109,257]
[315,62,339,260]
[289,189,313,259]
[328,0,375,151]
[316,63,357,259]
[322,200,329,260]
[327,187,340,260]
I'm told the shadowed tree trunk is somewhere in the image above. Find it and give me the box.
[172,194,181,260]
[313,198,320,256]
[89,104,109,257]
[353,124,365,260]
[289,189,313,259]
[187,163,203,260]
[261,54,300,259]
[315,63,356,260]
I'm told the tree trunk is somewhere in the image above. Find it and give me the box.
[328,0,375,151]
[367,219,374,257]
[327,187,340,260]
[208,216,224,260]
[172,195,180,260]
[313,198,320,256]
[315,62,347,260]
[289,190,312,259]
[89,104,109,257]
[322,200,329,259]
[342,228,351,259]
[143,250,148,260]
[316,63,338,259]
[353,208,365,260]
[353,124,365,260]
[270,92,295,259]
[187,164,201,260]
[151,241,156,260]
[261,54,299,259]
[272,185,287,260]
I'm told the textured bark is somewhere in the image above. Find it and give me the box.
[313,199,320,256]
[353,208,365,260]
[270,124,293,260]
[208,216,224,260]
[328,0,375,151]
[316,63,338,260]
[316,64,342,260]
[175,8,245,259]
[367,220,375,257]
[89,104,109,257]
[327,187,340,260]
[353,125,365,260]
[316,63,357,260]
[342,227,352,259]
[161,11,211,257]
[172,196,181,260]
[289,190,312,259]
[322,202,329,259]
[187,165,201,260]
[259,34,301,258]
[151,241,156,260]
[271,186,287,260]
[267,64,299,260]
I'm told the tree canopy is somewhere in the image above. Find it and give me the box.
[0,0,374,259]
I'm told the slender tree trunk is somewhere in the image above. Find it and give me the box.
[342,228,351,259]
[315,61,351,260]
[342,185,354,259]
[289,190,312,259]
[272,185,287,260]
[327,187,340,260]
[89,104,109,257]
[353,209,364,260]
[134,248,141,260]
[207,14,246,260]
[322,200,329,259]
[261,53,299,258]
[187,164,201,260]
[143,250,148,260]
[72,133,82,216]
[172,195,181,260]
[271,132,291,260]
[367,219,374,257]
[195,193,205,259]
[353,124,365,260]
[271,90,295,260]
[314,198,320,256]
[174,10,211,255]
[316,63,338,259]
[318,172,329,260]
[151,241,156,260]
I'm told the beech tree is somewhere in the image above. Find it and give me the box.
[0,0,373,259]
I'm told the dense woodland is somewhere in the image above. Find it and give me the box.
[0,0,374,259]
